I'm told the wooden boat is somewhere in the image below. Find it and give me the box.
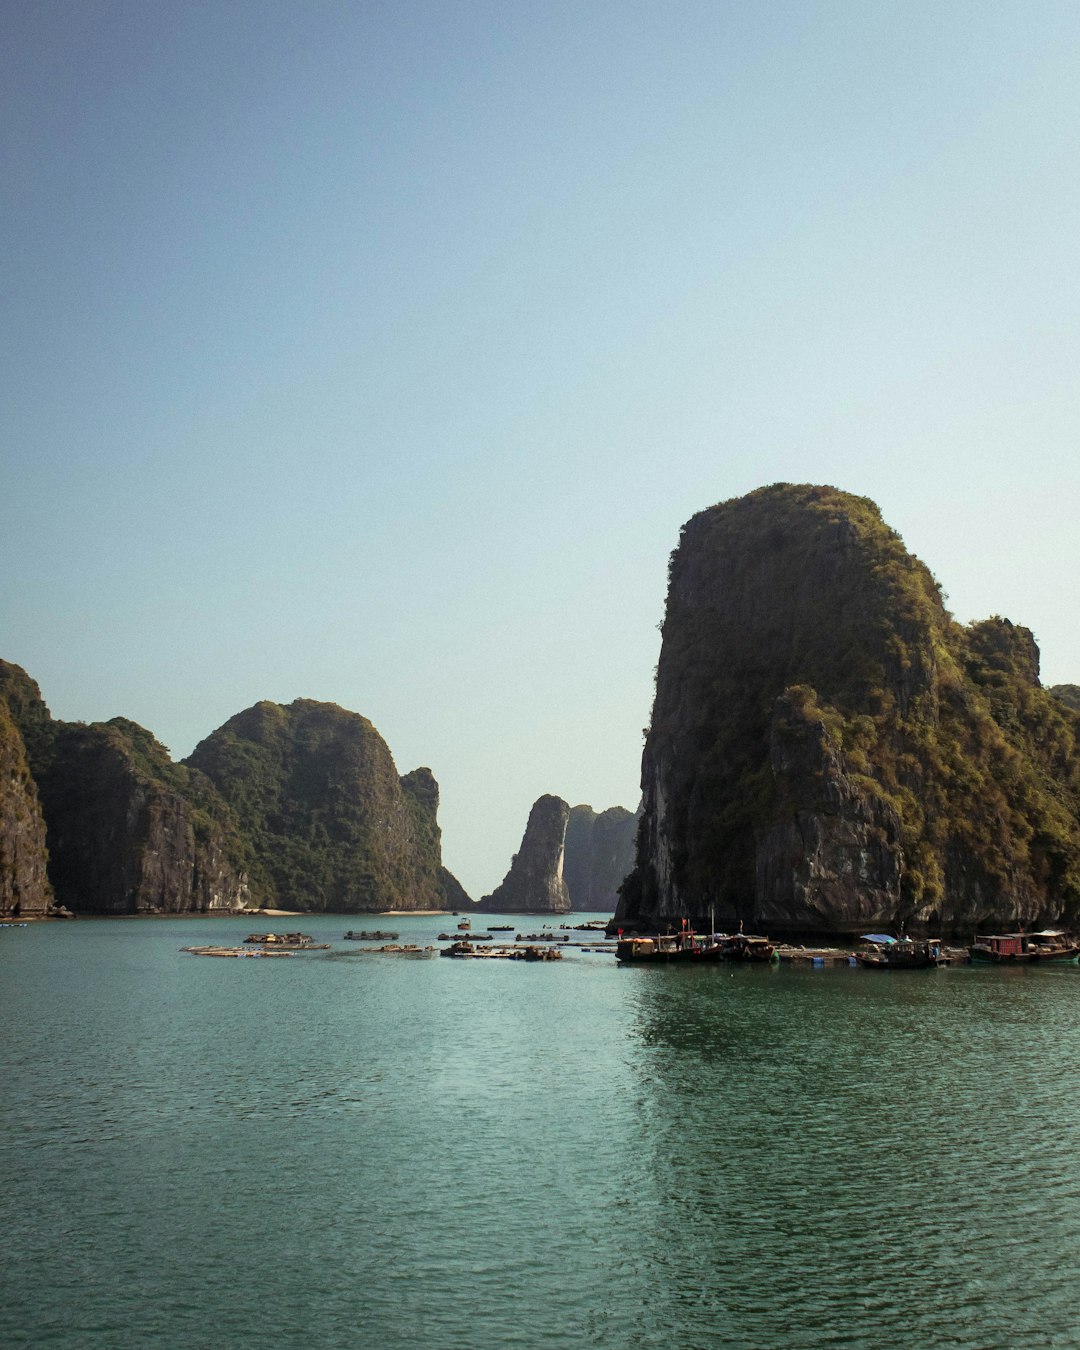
[242,932,329,949]
[969,931,1080,963]
[718,933,775,962]
[614,932,755,964]
[856,936,947,969]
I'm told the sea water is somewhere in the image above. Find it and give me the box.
[3,914,1080,1349]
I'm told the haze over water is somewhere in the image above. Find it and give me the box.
[3,916,1079,1349]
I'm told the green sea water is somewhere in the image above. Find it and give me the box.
[3,914,1080,1349]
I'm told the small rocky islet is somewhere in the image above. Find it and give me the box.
[3,483,1079,941]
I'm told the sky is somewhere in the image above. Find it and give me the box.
[3,1,1079,900]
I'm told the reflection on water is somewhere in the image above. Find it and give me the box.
[620,964,1080,1348]
[2,919,1080,1348]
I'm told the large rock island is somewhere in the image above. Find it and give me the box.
[1,661,249,915]
[186,699,467,913]
[616,484,1080,937]
[0,664,467,915]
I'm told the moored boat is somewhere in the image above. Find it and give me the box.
[718,933,775,962]
[856,934,947,969]
[243,932,329,949]
[615,930,775,964]
[969,931,1080,963]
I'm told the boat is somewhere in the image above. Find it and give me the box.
[856,934,947,969]
[615,931,734,963]
[242,932,329,949]
[343,930,399,941]
[969,931,1080,963]
[717,933,775,962]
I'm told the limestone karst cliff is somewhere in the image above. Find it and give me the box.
[0,661,250,914]
[186,699,467,912]
[476,794,571,914]
[39,720,251,915]
[0,701,52,916]
[563,804,638,910]
[0,660,249,915]
[477,795,637,914]
[616,484,1080,936]
[1,663,465,916]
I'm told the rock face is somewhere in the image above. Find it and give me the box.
[0,663,466,916]
[0,701,52,916]
[476,795,571,914]
[0,660,250,915]
[37,720,250,915]
[616,484,1080,937]
[563,804,638,911]
[186,699,467,912]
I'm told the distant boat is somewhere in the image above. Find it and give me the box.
[969,931,1080,963]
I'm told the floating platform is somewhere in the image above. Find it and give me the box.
[440,941,563,961]
[242,933,330,949]
[182,945,294,958]
[345,944,437,957]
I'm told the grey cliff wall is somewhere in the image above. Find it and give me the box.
[0,704,52,916]
[563,804,638,911]
[476,794,571,914]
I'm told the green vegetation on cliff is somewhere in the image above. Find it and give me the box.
[0,662,250,913]
[622,484,1080,934]
[186,699,460,912]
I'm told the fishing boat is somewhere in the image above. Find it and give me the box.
[718,933,775,962]
[343,930,399,941]
[615,929,774,964]
[969,931,1080,963]
[856,934,947,969]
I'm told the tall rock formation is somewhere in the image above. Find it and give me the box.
[563,804,638,910]
[0,701,52,916]
[186,699,467,912]
[617,484,1080,936]
[0,660,248,915]
[39,720,249,915]
[476,795,571,914]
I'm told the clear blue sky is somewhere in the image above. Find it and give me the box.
[4,1,1079,899]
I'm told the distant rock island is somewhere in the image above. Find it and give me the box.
[615,483,1080,937]
[0,665,466,915]
[475,795,637,914]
